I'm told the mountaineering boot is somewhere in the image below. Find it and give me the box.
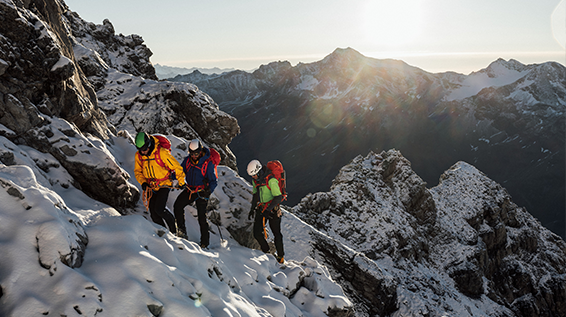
[276,255,284,264]
[200,243,209,249]
[177,229,188,239]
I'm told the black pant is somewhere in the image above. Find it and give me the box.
[148,188,176,234]
[174,190,209,246]
[253,207,284,258]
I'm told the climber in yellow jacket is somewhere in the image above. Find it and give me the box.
[134,132,186,234]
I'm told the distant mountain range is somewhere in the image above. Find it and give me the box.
[170,48,566,239]
[153,63,236,79]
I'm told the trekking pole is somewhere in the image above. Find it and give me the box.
[207,211,227,247]
[215,221,226,245]
[199,192,228,247]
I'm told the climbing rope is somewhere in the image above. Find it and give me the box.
[141,184,182,211]
[258,202,270,239]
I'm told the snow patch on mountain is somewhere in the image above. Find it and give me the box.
[298,74,319,91]
[445,59,531,101]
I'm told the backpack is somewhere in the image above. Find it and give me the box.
[263,160,287,202]
[200,148,221,178]
[152,134,172,168]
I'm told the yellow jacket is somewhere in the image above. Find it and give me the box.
[134,136,186,188]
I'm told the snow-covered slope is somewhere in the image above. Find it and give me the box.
[1,133,564,316]
[0,145,352,316]
[444,58,531,101]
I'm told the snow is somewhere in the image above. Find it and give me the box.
[445,60,531,101]
[0,134,352,316]
[297,75,319,91]
[291,151,542,317]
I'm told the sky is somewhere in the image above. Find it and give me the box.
[64,0,566,74]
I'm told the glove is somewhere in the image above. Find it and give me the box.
[248,206,256,220]
[201,188,212,198]
[266,209,276,219]
[142,182,149,191]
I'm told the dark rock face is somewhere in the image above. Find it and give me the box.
[0,0,111,139]
[291,149,566,317]
[0,0,140,210]
[311,233,398,317]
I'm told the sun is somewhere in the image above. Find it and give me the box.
[360,0,425,47]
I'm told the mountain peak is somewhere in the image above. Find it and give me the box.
[331,47,363,56]
[323,47,366,63]
[484,58,528,74]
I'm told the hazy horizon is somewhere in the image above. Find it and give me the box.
[64,0,565,75]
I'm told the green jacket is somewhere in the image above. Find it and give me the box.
[253,177,282,203]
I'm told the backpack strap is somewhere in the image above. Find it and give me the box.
[264,174,274,191]
[184,158,209,192]
[137,146,172,188]
[154,145,171,170]
[201,160,210,177]
[187,158,209,177]
[264,174,287,202]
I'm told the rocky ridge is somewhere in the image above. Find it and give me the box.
[0,0,240,215]
[172,48,566,238]
[0,0,140,212]
[292,149,566,317]
[61,4,240,169]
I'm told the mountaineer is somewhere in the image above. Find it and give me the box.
[134,132,185,234]
[247,159,286,264]
[173,139,219,248]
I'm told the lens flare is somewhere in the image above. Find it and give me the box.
[309,102,344,129]
[551,0,566,49]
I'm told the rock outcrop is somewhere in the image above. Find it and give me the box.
[0,0,139,210]
[0,0,110,139]
[292,149,566,317]
[432,162,566,317]
[0,0,240,214]
[62,8,240,169]
[295,150,437,262]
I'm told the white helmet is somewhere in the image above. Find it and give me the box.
[247,159,262,176]
[188,139,202,153]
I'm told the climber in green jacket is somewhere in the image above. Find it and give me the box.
[247,159,284,264]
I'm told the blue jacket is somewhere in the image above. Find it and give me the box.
[181,147,218,192]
